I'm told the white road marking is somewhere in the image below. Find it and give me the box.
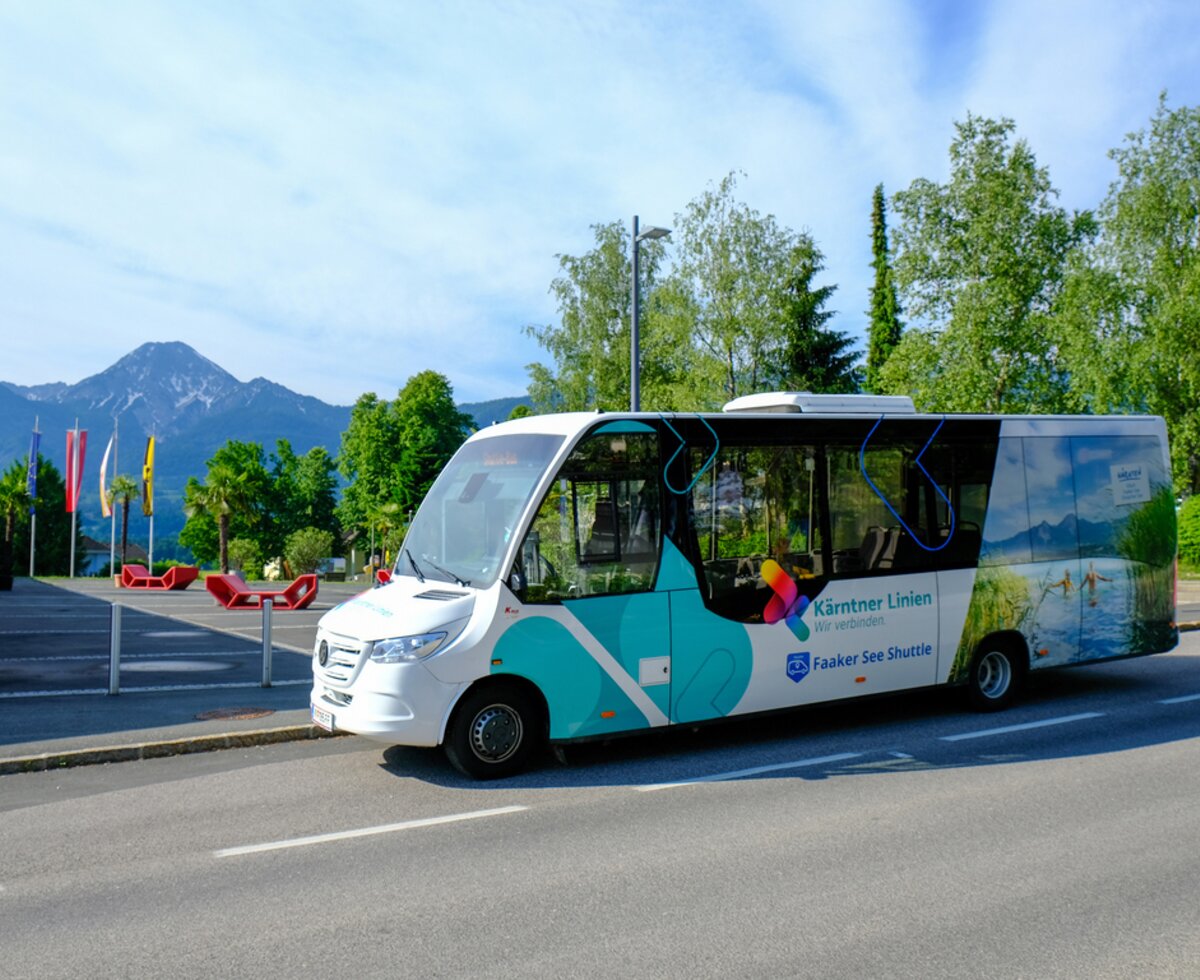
[214,805,528,858]
[637,752,862,791]
[0,650,264,663]
[0,679,311,699]
[940,712,1105,742]
[1158,693,1200,704]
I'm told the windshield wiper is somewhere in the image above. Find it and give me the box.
[405,549,426,583]
[422,556,469,587]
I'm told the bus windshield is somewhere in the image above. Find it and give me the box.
[397,432,564,588]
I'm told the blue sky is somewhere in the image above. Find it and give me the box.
[2,1,1198,407]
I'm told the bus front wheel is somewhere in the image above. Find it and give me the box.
[444,683,542,779]
[967,641,1023,712]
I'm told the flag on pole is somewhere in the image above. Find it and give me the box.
[99,434,114,518]
[27,427,40,515]
[65,427,87,514]
[142,435,155,517]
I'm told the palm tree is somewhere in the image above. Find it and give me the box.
[0,463,32,590]
[107,474,140,570]
[184,463,254,573]
[365,500,402,572]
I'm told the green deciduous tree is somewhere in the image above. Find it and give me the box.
[882,115,1095,412]
[337,372,472,547]
[1057,95,1200,489]
[337,393,397,536]
[270,441,340,552]
[525,220,671,411]
[393,371,476,513]
[865,183,903,392]
[666,172,796,403]
[8,456,78,577]
[525,174,859,412]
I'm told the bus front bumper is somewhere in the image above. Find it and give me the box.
[310,662,459,747]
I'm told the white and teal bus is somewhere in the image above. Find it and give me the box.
[311,394,1178,778]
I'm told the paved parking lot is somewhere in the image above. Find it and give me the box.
[1,575,366,696]
[0,575,369,760]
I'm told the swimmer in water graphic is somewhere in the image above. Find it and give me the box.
[1048,569,1074,595]
[1083,561,1112,607]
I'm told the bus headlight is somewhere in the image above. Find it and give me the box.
[369,631,448,664]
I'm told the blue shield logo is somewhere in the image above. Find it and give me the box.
[787,652,810,684]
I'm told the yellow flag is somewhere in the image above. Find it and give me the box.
[141,436,155,516]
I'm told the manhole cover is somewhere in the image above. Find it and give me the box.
[195,707,276,721]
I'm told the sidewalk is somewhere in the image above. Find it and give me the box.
[0,693,339,774]
[3,575,1199,776]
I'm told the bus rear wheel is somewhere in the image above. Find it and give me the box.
[444,683,541,779]
[967,641,1023,712]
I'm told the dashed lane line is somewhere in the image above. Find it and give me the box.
[214,805,528,858]
[939,712,1105,742]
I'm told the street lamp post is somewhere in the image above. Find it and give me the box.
[630,215,670,412]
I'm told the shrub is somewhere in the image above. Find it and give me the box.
[1178,496,1200,568]
[285,527,335,576]
[227,538,263,577]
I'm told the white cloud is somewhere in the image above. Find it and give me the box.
[1,0,1199,406]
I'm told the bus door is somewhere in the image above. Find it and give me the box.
[514,422,673,737]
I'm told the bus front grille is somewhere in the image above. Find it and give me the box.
[317,632,366,685]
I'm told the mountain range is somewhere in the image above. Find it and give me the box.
[0,342,526,549]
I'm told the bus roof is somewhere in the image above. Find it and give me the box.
[467,397,1167,442]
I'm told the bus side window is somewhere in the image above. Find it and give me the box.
[518,431,661,602]
[828,444,931,575]
[691,444,822,622]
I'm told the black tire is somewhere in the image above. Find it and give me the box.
[444,683,542,779]
[967,641,1024,712]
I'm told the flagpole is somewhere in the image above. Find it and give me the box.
[28,417,40,578]
[148,429,155,571]
[69,419,79,579]
[108,417,118,577]
[143,433,156,571]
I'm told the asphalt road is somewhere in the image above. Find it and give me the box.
[3,637,1198,979]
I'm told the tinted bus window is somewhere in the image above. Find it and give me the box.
[519,429,661,601]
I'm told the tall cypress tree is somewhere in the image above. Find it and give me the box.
[865,183,903,392]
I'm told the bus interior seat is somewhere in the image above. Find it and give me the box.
[583,501,617,558]
[859,526,887,569]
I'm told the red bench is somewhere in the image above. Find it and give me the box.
[205,573,319,610]
[120,564,200,590]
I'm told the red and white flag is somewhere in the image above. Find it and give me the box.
[65,428,87,514]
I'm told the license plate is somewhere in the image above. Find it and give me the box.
[312,704,334,731]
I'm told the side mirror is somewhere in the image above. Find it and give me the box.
[508,568,527,594]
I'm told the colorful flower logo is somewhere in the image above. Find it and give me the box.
[761,558,810,641]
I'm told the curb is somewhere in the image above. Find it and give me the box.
[0,724,348,776]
